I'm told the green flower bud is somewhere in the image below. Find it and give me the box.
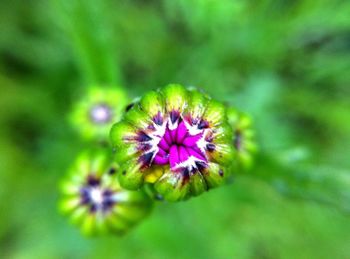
[110,84,235,202]
[227,108,258,170]
[59,150,153,236]
[70,86,128,141]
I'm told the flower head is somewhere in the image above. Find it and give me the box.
[70,86,128,141]
[227,108,257,170]
[110,84,235,201]
[59,150,153,236]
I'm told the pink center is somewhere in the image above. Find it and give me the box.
[153,121,207,168]
[136,112,215,172]
[153,120,208,171]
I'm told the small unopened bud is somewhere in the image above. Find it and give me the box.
[227,108,258,171]
[59,150,153,236]
[70,86,128,141]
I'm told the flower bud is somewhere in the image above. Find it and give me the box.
[227,108,258,170]
[110,84,235,201]
[70,86,128,141]
[59,150,153,236]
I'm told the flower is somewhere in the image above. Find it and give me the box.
[110,84,235,201]
[70,86,128,141]
[59,150,153,236]
[227,108,257,170]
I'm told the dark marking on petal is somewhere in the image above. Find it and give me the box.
[137,131,152,142]
[80,188,90,204]
[148,124,156,130]
[205,132,214,142]
[108,167,116,175]
[198,120,209,129]
[170,110,180,124]
[139,152,154,167]
[153,111,163,125]
[103,189,113,197]
[206,143,216,152]
[102,198,115,212]
[195,161,207,172]
[182,168,190,179]
[181,168,190,186]
[125,102,135,112]
[87,175,100,186]
[89,204,97,213]
[191,117,199,125]
[138,143,152,152]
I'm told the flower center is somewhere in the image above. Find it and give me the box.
[154,120,208,169]
[138,111,215,173]
[80,175,115,213]
[90,103,112,124]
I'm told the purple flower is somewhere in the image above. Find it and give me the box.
[110,84,235,201]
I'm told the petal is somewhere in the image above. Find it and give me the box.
[164,130,172,144]
[178,146,189,163]
[176,121,188,143]
[113,203,152,223]
[139,90,165,118]
[110,122,139,162]
[154,154,169,165]
[118,158,144,190]
[187,146,206,161]
[123,106,151,129]
[208,143,235,165]
[154,169,191,202]
[105,213,130,234]
[212,122,234,144]
[169,145,180,168]
[160,84,189,113]
[170,127,177,143]
[157,148,167,156]
[189,171,207,196]
[184,88,210,120]
[81,214,97,236]
[158,138,170,151]
[202,99,226,127]
[182,133,202,147]
[201,162,227,188]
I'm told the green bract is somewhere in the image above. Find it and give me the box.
[59,150,153,236]
[227,108,257,170]
[110,84,235,201]
[70,86,128,141]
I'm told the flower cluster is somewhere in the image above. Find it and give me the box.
[110,84,235,201]
[60,83,257,237]
[59,150,153,236]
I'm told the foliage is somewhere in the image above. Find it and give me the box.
[0,0,349,258]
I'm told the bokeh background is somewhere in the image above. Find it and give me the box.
[1,0,350,258]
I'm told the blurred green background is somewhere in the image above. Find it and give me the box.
[1,0,350,258]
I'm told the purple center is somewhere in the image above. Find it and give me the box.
[89,103,112,124]
[80,175,115,213]
[154,120,207,169]
[137,111,215,172]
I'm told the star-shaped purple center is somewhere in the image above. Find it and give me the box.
[137,111,216,172]
[154,120,207,169]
